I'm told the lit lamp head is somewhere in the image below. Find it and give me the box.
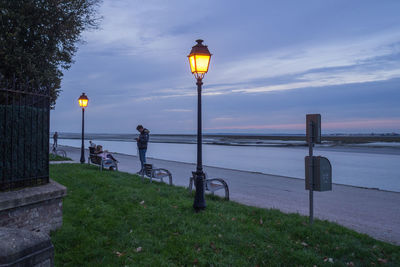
[188,39,212,80]
[78,93,88,108]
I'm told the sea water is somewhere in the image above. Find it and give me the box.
[58,138,400,192]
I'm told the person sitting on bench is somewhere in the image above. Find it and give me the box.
[94,145,118,162]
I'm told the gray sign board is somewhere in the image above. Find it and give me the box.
[305,156,332,191]
[306,114,321,144]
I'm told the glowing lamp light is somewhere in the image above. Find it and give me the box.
[188,39,212,79]
[78,93,88,108]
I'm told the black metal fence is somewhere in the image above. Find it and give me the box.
[0,78,50,191]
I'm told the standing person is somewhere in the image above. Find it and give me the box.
[89,140,96,148]
[136,125,150,174]
[53,132,58,148]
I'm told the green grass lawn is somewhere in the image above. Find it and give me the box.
[50,164,400,266]
[49,154,72,161]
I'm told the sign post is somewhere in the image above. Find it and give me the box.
[305,114,330,225]
[306,114,320,225]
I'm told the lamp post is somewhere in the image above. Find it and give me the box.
[188,39,212,212]
[78,93,88,164]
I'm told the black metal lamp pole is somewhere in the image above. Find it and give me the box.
[188,39,212,212]
[78,93,88,164]
[80,107,85,163]
[193,77,206,211]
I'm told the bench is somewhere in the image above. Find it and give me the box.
[88,147,118,171]
[188,172,229,200]
[141,163,173,185]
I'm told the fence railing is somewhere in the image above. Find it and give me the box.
[0,78,50,191]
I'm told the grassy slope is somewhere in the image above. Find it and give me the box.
[49,154,72,161]
[50,164,399,266]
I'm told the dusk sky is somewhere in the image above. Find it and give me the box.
[50,0,400,134]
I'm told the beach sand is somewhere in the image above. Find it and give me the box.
[54,145,400,245]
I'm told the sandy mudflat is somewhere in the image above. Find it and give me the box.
[56,145,400,245]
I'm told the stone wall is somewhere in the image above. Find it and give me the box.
[0,180,66,266]
[0,227,54,266]
[0,180,67,234]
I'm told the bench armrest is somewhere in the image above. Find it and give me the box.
[152,168,173,185]
[206,178,230,200]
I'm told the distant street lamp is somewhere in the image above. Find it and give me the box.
[78,93,89,164]
[188,39,212,211]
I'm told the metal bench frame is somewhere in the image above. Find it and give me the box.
[188,172,229,200]
[141,163,173,185]
[50,144,67,158]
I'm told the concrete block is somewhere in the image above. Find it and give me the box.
[0,227,54,267]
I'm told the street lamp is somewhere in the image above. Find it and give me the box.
[78,93,88,164]
[188,39,212,212]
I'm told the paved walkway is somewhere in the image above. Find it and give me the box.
[56,145,400,245]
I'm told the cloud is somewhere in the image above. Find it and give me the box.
[205,123,303,131]
[206,30,400,95]
[78,1,400,101]
[52,1,400,133]
[231,67,400,94]
[99,28,400,100]
[163,109,192,112]
[82,0,212,58]
[323,119,400,130]
[215,30,400,82]
[211,117,236,122]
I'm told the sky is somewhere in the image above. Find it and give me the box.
[50,0,400,134]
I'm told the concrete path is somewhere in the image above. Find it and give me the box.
[56,145,400,245]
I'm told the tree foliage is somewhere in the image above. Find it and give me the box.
[0,0,101,107]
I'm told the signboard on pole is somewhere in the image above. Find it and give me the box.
[305,156,332,191]
[306,114,321,144]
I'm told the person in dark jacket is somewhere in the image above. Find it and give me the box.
[136,125,150,174]
[53,132,58,148]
